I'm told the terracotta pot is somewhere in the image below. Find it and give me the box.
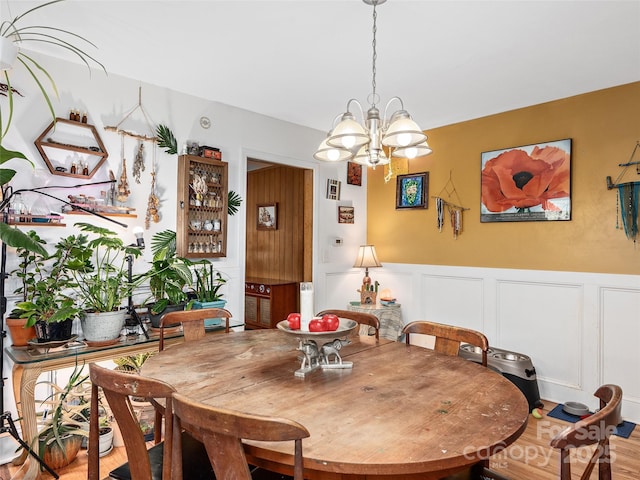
[6,317,36,347]
[40,434,82,470]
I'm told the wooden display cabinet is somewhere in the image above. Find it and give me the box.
[245,279,298,329]
[176,154,228,258]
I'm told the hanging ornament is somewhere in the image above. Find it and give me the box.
[436,197,444,232]
[116,134,130,204]
[146,144,160,228]
[132,140,145,183]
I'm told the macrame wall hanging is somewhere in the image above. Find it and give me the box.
[607,141,640,244]
[105,86,161,228]
[432,172,469,239]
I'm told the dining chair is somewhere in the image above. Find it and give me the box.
[316,309,380,340]
[402,320,489,367]
[550,384,623,480]
[158,307,232,351]
[87,363,214,480]
[171,392,310,480]
[155,307,232,443]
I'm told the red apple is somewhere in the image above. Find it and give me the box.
[321,314,339,331]
[286,312,301,330]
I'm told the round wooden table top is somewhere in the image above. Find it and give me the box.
[142,329,529,479]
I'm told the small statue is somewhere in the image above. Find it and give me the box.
[320,338,351,365]
[297,340,320,370]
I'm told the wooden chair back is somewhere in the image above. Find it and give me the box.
[316,309,380,340]
[550,384,623,480]
[402,320,489,367]
[171,392,310,480]
[88,363,177,480]
[159,307,232,351]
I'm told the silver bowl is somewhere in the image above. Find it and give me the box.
[562,401,590,416]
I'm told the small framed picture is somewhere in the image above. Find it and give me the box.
[257,203,278,230]
[396,172,428,209]
[327,179,341,200]
[347,162,362,186]
[338,206,355,224]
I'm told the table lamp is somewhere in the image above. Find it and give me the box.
[353,245,382,287]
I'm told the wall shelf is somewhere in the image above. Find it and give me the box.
[34,118,109,178]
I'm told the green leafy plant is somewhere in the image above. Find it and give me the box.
[156,124,177,155]
[65,223,144,313]
[192,262,226,303]
[145,229,193,314]
[228,190,242,216]
[0,0,105,139]
[11,231,81,326]
[113,353,154,375]
[36,362,90,460]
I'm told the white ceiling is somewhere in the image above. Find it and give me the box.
[6,0,640,133]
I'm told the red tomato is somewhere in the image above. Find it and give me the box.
[309,319,326,332]
[322,314,339,331]
[287,313,301,330]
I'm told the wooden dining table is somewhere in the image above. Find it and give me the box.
[141,328,529,479]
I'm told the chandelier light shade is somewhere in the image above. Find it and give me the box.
[314,0,432,168]
[313,134,354,162]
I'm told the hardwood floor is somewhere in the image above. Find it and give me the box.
[2,400,638,479]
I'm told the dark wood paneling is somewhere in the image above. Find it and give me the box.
[246,165,309,282]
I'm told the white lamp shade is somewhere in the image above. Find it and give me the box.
[382,111,427,148]
[314,137,354,162]
[353,245,382,269]
[353,145,390,167]
[326,115,369,150]
[392,140,433,159]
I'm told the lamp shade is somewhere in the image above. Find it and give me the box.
[382,110,427,148]
[326,113,369,150]
[314,136,354,162]
[353,245,382,269]
[353,145,390,167]
[391,139,433,159]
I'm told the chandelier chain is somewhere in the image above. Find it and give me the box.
[371,1,378,106]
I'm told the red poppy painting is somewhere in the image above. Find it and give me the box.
[481,139,571,222]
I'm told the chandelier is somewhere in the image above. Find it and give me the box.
[314,0,432,168]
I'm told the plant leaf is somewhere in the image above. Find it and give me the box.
[0,224,48,256]
[228,190,242,216]
[156,124,177,155]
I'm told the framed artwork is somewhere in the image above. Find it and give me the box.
[396,172,428,209]
[257,203,278,230]
[338,206,355,224]
[327,179,341,200]
[347,162,362,186]
[481,138,572,222]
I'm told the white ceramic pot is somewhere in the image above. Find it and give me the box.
[80,310,126,344]
[0,37,18,70]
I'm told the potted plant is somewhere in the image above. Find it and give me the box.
[145,229,193,328]
[35,362,89,470]
[191,261,227,328]
[65,222,144,344]
[10,231,81,343]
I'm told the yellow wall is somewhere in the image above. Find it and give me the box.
[367,82,640,275]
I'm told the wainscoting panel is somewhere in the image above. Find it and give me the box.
[601,286,640,418]
[420,274,485,332]
[496,280,584,390]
